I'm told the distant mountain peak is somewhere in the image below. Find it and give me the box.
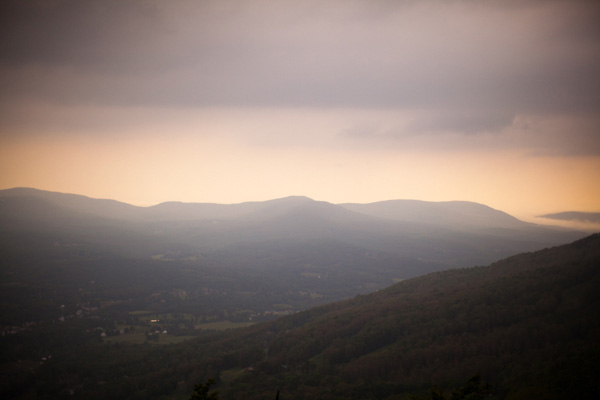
[339,198,525,229]
[260,195,316,205]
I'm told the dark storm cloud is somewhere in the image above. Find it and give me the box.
[0,0,599,152]
[0,0,162,71]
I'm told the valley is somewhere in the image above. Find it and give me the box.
[0,188,596,399]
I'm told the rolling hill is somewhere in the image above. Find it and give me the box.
[0,187,583,267]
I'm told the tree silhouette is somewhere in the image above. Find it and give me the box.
[411,374,491,400]
[189,378,219,400]
[451,374,491,400]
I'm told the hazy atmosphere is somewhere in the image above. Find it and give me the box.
[1,0,599,221]
[2,3,600,397]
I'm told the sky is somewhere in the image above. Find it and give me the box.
[0,0,599,223]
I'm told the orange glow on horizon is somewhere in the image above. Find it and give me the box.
[2,130,599,223]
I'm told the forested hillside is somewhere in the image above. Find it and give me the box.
[3,234,598,399]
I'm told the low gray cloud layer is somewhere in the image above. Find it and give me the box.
[1,0,599,152]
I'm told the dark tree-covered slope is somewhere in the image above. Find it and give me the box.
[215,233,599,400]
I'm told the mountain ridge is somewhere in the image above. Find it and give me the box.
[341,199,527,229]
[0,187,585,269]
[0,187,530,226]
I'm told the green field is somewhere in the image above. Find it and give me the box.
[128,310,152,315]
[103,320,256,345]
[104,332,197,345]
[195,321,255,331]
